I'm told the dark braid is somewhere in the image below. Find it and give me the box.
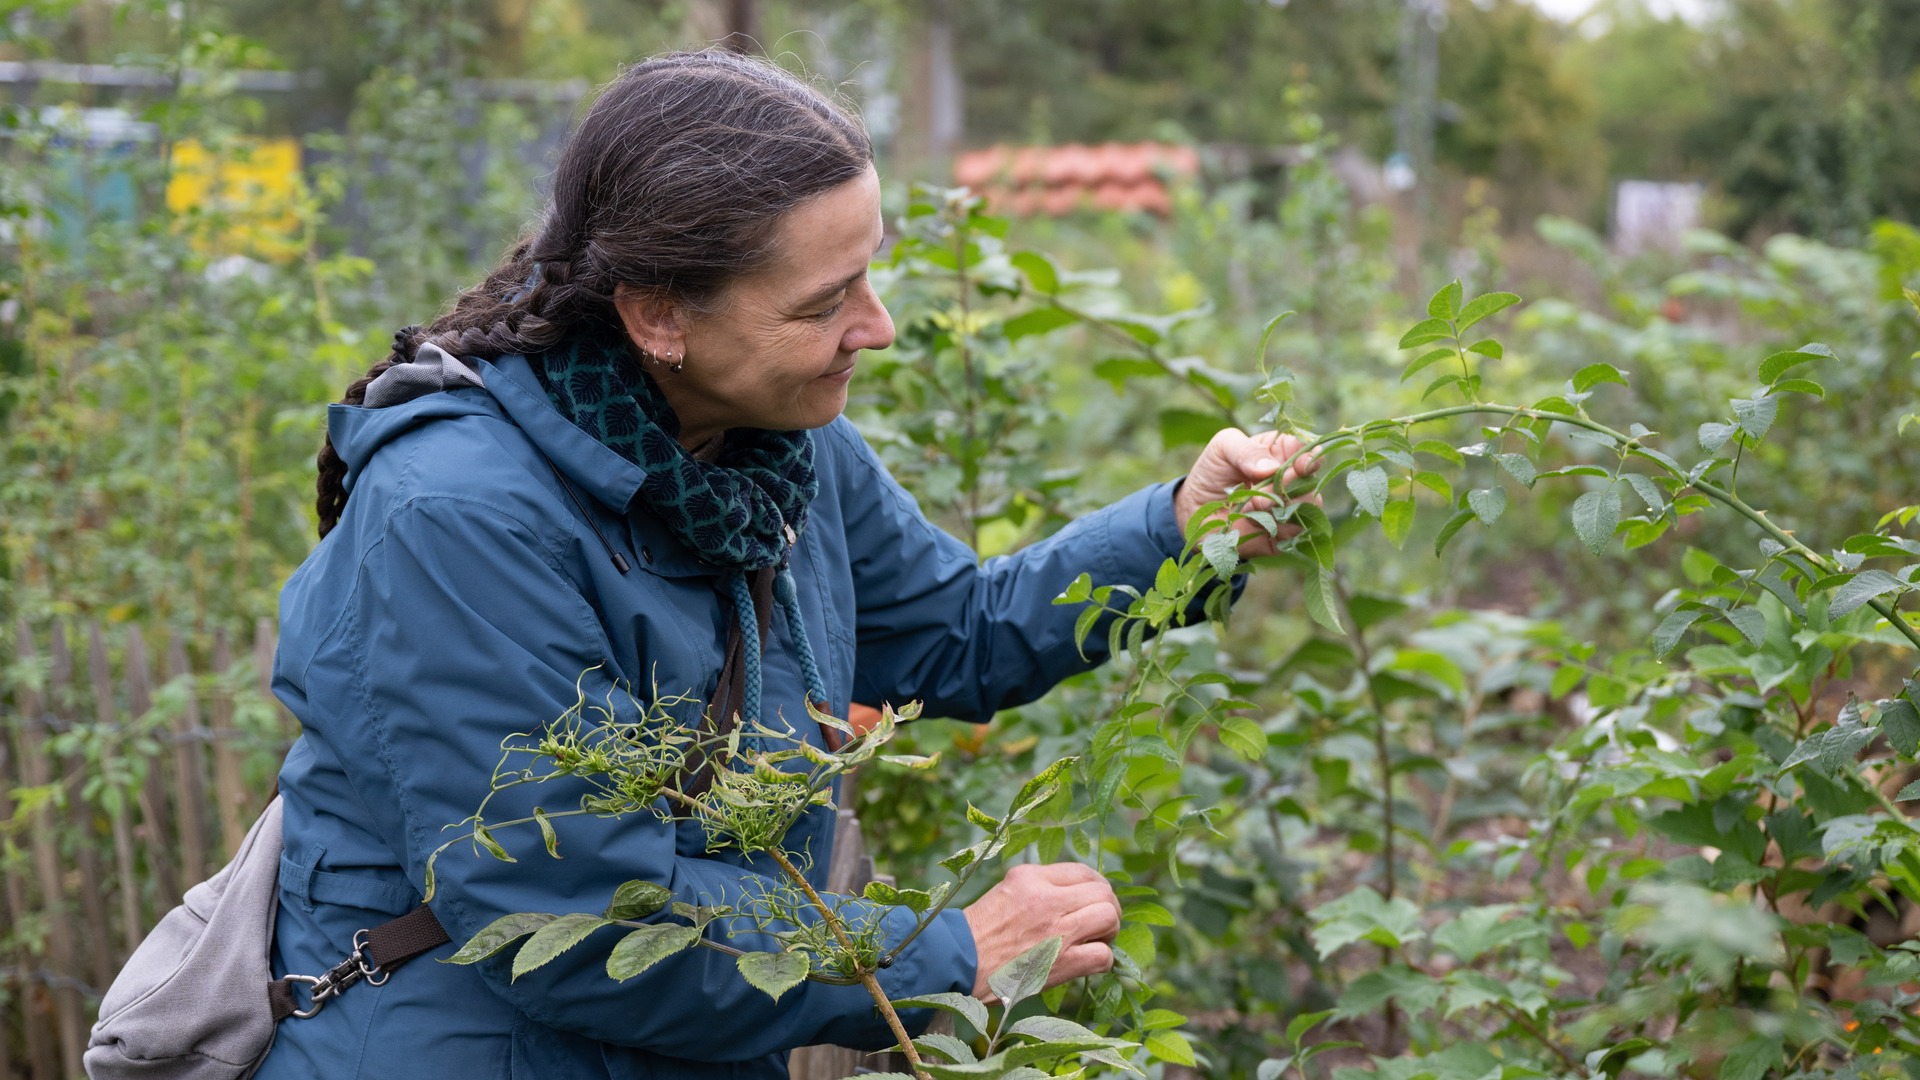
[313,50,872,538]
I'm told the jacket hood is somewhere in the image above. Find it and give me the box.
[326,352,647,513]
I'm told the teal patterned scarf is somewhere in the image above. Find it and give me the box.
[529,326,828,729]
[530,326,818,573]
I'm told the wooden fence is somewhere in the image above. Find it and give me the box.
[1,618,290,1080]
[0,619,924,1080]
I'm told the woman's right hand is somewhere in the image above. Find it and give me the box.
[961,862,1121,1000]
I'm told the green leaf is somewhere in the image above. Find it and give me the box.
[532,808,562,859]
[736,950,810,1003]
[1572,489,1621,555]
[1012,756,1075,818]
[1114,924,1156,968]
[915,1033,978,1065]
[1381,499,1415,549]
[473,825,515,863]
[1412,471,1452,505]
[1572,363,1627,392]
[987,936,1062,1009]
[939,843,984,877]
[444,912,555,965]
[1302,562,1343,633]
[965,803,1003,832]
[1254,310,1294,367]
[605,923,700,980]
[1652,609,1705,658]
[892,992,990,1036]
[1830,569,1903,617]
[1010,250,1059,294]
[605,880,673,921]
[1698,422,1737,454]
[1414,439,1465,466]
[1721,1036,1783,1080]
[1401,347,1456,382]
[1390,649,1466,695]
[1286,1010,1334,1047]
[1218,715,1267,760]
[1758,346,1828,385]
[1723,606,1767,647]
[1428,280,1464,320]
[1346,466,1389,518]
[1398,317,1453,350]
[1091,356,1166,391]
[1308,887,1425,956]
[512,912,613,981]
[1457,291,1520,331]
[1466,487,1506,525]
[1056,572,1093,605]
[1346,593,1408,630]
[1333,964,1443,1020]
[1435,509,1475,555]
[1623,473,1664,512]
[1880,698,1920,757]
[1465,338,1503,359]
[1159,409,1220,448]
[1143,1030,1197,1067]
[1771,378,1824,397]
[1431,904,1540,961]
[1495,453,1536,487]
[1731,393,1778,441]
[1002,306,1076,341]
[1201,530,1240,580]
[1122,902,1176,927]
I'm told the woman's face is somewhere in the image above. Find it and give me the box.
[617,164,893,447]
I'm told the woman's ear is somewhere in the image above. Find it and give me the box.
[612,285,688,366]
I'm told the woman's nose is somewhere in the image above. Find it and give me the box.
[844,284,894,354]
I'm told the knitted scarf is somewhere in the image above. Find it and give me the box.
[530,325,818,573]
[529,326,827,743]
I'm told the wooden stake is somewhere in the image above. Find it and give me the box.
[165,636,209,887]
[89,621,144,957]
[11,621,84,1078]
[209,629,248,862]
[1,691,57,1080]
[48,624,116,994]
[125,627,179,907]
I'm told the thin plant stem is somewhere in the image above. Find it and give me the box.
[767,846,931,1080]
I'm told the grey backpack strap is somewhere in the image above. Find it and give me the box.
[87,795,455,1079]
[267,905,451,1021]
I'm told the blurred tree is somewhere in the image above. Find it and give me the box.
[1433,0,1593,190]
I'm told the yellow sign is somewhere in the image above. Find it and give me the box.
[164,137,304,261]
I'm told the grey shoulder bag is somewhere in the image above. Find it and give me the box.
[85,797,450,1079]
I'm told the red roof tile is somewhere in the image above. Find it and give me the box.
[952,142,1198,217]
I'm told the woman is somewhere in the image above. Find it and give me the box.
[261,50,1312,1080]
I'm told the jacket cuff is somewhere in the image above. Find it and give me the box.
[878,907,978,1034]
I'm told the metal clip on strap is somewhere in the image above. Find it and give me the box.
[268,904,451,1021]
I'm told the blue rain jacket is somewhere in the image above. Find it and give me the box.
[258,353,1194,1080]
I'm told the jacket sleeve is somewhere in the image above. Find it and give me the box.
[825,422,1195,721]
[313,493,973,1058]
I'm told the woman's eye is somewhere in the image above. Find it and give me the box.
[810,301,844,321]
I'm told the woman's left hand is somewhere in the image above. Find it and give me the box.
[1173,428,1320,559]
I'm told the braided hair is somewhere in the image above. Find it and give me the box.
[314,50,873,538]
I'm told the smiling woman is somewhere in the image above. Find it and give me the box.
[613,165,893,447]
[260,47,1313,1080]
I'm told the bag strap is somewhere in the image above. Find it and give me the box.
[268,904,451,1022]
